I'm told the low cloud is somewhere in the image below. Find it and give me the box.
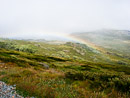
[0,0,130,39]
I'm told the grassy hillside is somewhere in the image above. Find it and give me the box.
[0,38,130,97]
[71,30,130,56]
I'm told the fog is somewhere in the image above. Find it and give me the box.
[0,0,130,39]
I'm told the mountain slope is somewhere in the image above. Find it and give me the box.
[1,38,130,65]
[71,30,130,56]
[0,38,130,97]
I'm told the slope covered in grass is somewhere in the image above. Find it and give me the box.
[71,30,130,56]
[0,38,130,97]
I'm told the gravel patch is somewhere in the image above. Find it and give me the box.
[0,81,34,98]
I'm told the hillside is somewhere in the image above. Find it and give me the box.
[0,38,130,97]
[71,30,130,56]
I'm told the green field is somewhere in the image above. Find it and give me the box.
[0,38,130,98]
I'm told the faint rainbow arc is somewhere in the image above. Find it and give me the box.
[66,34,106,52]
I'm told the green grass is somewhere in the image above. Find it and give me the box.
[0,38,130,97]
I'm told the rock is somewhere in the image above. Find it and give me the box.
[63,50,69,53]
[0,81,24,98]
[0,63,5,65]
[39,62,49,69]
[5,66,7,69]
[80,52,85,55]
[0,81,35,97]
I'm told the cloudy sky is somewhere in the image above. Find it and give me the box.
[0,0,130,39]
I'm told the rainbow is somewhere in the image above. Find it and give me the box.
[66,34,106,52]
[0,32,106,52]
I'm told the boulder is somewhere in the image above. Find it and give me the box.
[39,62,49,69]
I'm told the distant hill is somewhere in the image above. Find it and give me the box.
[71,30,130,56]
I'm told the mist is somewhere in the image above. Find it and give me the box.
[0,0,130,39]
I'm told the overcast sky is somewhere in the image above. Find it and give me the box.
[0,0,130,39]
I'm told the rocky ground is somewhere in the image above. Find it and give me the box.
[0,81,34,98]
[0,62,34,98]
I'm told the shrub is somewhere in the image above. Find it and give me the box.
[65,71,130,93]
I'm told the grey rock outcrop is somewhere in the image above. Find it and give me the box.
[39,62,49,69]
